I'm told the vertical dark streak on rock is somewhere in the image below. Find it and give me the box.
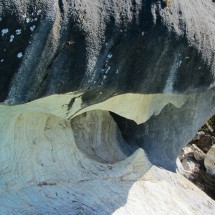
[58,0,64,14]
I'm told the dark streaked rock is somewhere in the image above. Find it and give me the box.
[0,0,215,104]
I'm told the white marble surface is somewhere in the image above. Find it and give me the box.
[0,93,214,214]
[205,145,215,176]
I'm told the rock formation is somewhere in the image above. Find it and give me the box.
[179,134,215,200]
[0,0,215,214]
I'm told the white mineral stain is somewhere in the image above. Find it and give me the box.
[10,35,15,42]
[107,54,112,59]
[17,52,23,58]
[37,10,42,15]
[163,55,181,93]
[1,29,9,36]
[105,67,111,74]
[30,25,36,32]
[16,29,22,35]
[26,18,30,23]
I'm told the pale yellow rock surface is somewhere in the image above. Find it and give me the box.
[0,92,214,214]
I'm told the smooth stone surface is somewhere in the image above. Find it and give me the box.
[1,0,215,213]
[0,92,215,213]
[1,166,214,215]
[205,145,215,176]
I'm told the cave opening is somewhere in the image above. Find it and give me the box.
[110,111,146,148]
[111,110,215,200]
[70,110,141,164]
[70,105,215,200]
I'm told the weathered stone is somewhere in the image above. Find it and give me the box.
[192,144,206,163]
[0,0,215,213]
[205,145,215,177]
[0,95,215,214]
[178,143,215,200]
[0,0,214,104]
[194,135,214,153]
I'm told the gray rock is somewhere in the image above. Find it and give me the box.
[192,144,206,163]
[205,144,215,177]
[0,0,214,104]
[0,96,214,214]
[194,135,214,153]
[0,0,215,213]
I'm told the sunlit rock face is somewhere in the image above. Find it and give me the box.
[0,0,215,214]
[0,94,215,214]
[205,145,215,176]
[0,0,215,103]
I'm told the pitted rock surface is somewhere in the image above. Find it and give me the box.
[0,0,215,104]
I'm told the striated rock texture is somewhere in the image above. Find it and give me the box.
[0,94,215,214]
[0,0,215,103]
[0,0,215,214]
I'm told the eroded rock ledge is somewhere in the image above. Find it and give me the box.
[0,92,215,214]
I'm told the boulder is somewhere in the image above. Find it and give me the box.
[0,0,214,104]
[0,0,215,213]
[192,144,206,163]
[205,145,215,177]
[194,135,214,153]
[178,140,215,199]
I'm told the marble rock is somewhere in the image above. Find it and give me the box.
[0,0,215,214]
[205,145,215,177]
